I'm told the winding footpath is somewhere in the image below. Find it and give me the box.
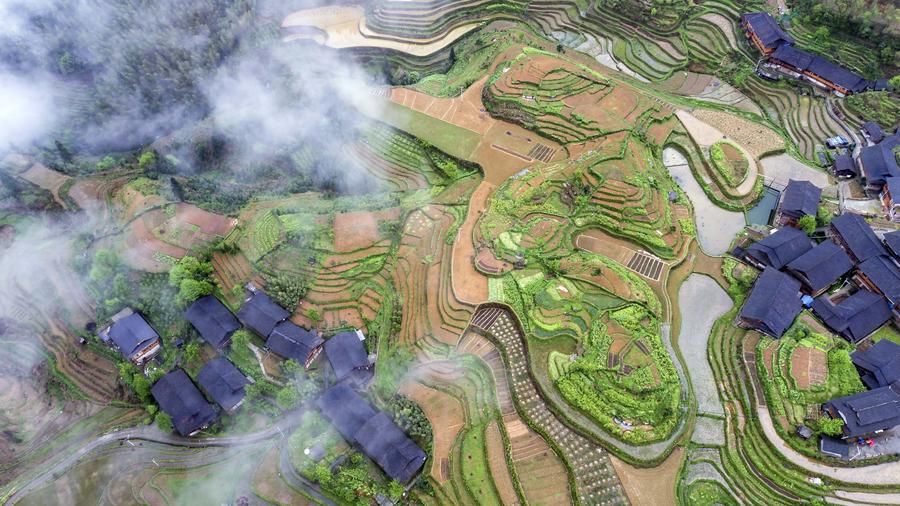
[3,407,310,503]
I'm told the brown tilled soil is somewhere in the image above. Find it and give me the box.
[452,182,494,304]
[692,109,785,158]
[19,163,71,208]
[484,420,520,505]
[790,346,827,389]
[332,207,399,252]
[399,380,465,483]
[609,447,682,506]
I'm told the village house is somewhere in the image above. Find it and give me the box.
[811,289,892,343]
[266,320,324,368]
[852,339,900,390]
[738,267,803,338]
[861,121,886,145]
[324,330,372,383]
[151,369,218,436]
[237,290,290,338]
[881,177,900,222]
[775,179,821,227]
[740,12,794,54]
[317,384,426,483]
[744,226,813,270]
[197,357,251,413]
[185,295,241,349]
[829,212,887,263]
[823,382,900,439]
[883,231,900,259]
[741,11,882,96]
[832,153,857,180]
[855,255,900,314]
[785,241,853,296]
[857,131,900,194]
[98,308,161,365]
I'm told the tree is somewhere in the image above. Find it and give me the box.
[57,51,76,75]
[177,278,214,304]
[816,205,833,227]
[818,417,844,437]
[276,385,300,409]
[890,75,900,91]
[266,274,307,309]
[798,215,816,235]
[132,373,152,403]
[169,256,215,304]
[183,341,200,364]
[156,411,173,433]
[813,26,830,44]
[138,150,158,171]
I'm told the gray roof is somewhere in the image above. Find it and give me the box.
[108,313,159,360]
[316,384,377,440]
[197,358,250,412]
[812,289,892,343]
[267,320,323,362]
[858,255,900,304]
[237,291,290,338]
[740,267,802,338]
[786,241,852,293]
[324,331,369,381]
[859,134,900,184]
[185,295,240,349]
[863,122,886,143]
[354,412,427,483]
[830,213,887,263]
[833,153,857,176]
[770,44,871,93]
[741,12,794,49]
[852,340,900,390]
[151,369,217,436]
[884,231,900,258]
[746,227,813,269]
[824,382,900,438]
[886,177,900,201]
[779,179,821,219]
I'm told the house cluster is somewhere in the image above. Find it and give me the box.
[317,384,427,484]
[740,12,888,97]
[736,180,900,448]
[99,287,372,436]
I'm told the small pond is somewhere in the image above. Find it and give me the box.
[745,187,780,226]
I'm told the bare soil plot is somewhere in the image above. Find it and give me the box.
[333,207,399,252]
[691,109,785,158]
[391,77,495,135]
[399,381,465,483]
[790,346,828,389]
[19,163,71,208]
[507,420,571,505]
[452,181,494,304]
[484,421,520,505]
[609,447,682,506]
[575,229,637,265]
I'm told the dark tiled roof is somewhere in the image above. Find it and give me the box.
[266,320,323,362]
[746,227,813,269]
[812,289,892,343]
[185,296,241,349]
[108,313,159,360]
[859,134,900,184]
[824,381,900,438]
[237,291,290,338]
[740,267,802,337]
[151,369,217,436]
[786,241,852,293]
[779,179,821,219]
[863,122,886,144]
[886,177,900,201]
[354,412,427,483]
[858,256,900,303]
[830,213,887,263]
[852,339,900,390]
[324,331,369,381]
[197,358,250,412]
[833,153,857,175]
[316,384,377,440]
[769,45,870,93]
[884,231,900,258]
[741,12,794,49]
[820,436,850,459]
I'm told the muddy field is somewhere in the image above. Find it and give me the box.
[332,207,399,252]
[609,447,682,506]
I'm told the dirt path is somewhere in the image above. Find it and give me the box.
[451,181,493,304]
